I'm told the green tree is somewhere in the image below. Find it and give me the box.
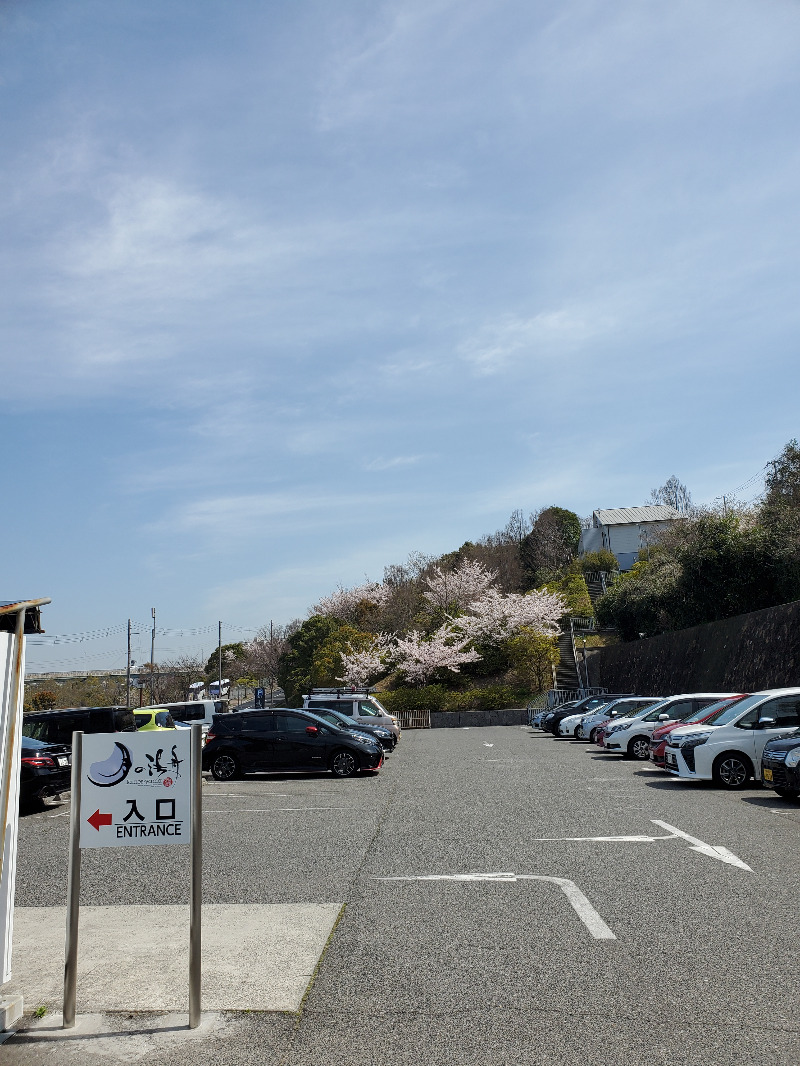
[277,616,347,703]
[521,506,582,587]
[205,642,246,680]
[508,629,560,694]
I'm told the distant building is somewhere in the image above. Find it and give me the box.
[579,505,683,571]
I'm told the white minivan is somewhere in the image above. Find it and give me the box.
[664,688,800,789]
[302,691,401,741]
[142,700,228,735]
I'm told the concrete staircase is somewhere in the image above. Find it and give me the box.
[555,628,580,690]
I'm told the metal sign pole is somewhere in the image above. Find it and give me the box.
[63,731,83,1029]
[188,723,202,1028]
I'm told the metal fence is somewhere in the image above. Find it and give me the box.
[395,708,431,729]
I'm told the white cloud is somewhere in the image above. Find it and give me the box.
[364,454,426,471]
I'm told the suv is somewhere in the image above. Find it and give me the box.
[22,706,136,747]
[664,689,800,789]
[302,691,400,740]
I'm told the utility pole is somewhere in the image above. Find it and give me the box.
[269,619,274,704]
[722,496,727,516]
[150,607,156,705]
[126,619,132,708]
[218,620,222,706]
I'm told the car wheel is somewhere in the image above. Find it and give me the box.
[773,786,800,801]
[331,749,359,778]
[210,752,240,781]
[627,736,651,761]
[712,752,752,790]
[589,728,598,743]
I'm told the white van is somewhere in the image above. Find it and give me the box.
[141,700,228,734]
[302,691,400,741]
[664,688,800,788]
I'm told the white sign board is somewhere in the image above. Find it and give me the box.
[79,731,192,849]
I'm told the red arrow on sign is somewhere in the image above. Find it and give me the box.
[87,809,112,832]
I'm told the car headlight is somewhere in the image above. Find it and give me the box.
[375,729,390,738]
[677,731,712,749]
[784,747,800,769]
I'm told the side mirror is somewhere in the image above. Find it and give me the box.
[757,717,775,729]
[658,713,669,721]
[305,725,319,736]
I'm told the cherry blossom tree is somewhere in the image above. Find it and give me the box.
[450,587,566,644]
[391,627,482,684]
[337,635,392,688]
[422,559,498,611]
[312,581,391,623]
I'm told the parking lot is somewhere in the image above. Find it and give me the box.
[6,725,800,1065]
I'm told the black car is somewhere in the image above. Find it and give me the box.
[203,709,384,780]
[20,737,72,806]
[761,729,800,801]
[310,708,396,752]
[22,706,136,747]
[542,694,635,735]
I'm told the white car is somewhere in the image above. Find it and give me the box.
[576,697,662,741]
[663,688,800,789]
[602,693,734,760]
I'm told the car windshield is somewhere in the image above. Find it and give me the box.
[704,693,763,727]
[691,696,748,725]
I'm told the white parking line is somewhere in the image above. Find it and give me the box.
[205,807,352,813]
[374,872,615,940]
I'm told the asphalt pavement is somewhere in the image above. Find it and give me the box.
[5,726,800,1065]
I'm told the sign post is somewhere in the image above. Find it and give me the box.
[63,724,202,1028]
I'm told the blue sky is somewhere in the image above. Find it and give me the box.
[4,0,800,670]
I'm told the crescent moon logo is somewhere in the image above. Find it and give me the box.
[87,742,132,787]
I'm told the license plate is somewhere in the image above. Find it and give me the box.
[763,767,773,782]
[57,756,68,767]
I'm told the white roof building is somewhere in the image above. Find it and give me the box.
[579,505,683,571]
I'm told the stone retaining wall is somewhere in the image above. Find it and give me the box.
[430,708,527,728]
[588,598,800,696]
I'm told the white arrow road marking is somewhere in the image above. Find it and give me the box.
[484,743,494,747]
[532,834,670,842]
[530,821,752,871]
[375,873,615,940]
[650,820,753,870]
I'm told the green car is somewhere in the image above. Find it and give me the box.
[133,709,176,731]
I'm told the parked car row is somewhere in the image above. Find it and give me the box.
[20,691,402,805]
[534,688,800,799]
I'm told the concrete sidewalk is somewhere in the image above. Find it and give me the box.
[8,903,342,1012]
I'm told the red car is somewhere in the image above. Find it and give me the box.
[648,696,748,766]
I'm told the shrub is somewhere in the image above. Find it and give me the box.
[377,685,449,713]
[378,683,530,713]
[579,549,618,574]
[542,569,593,618]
